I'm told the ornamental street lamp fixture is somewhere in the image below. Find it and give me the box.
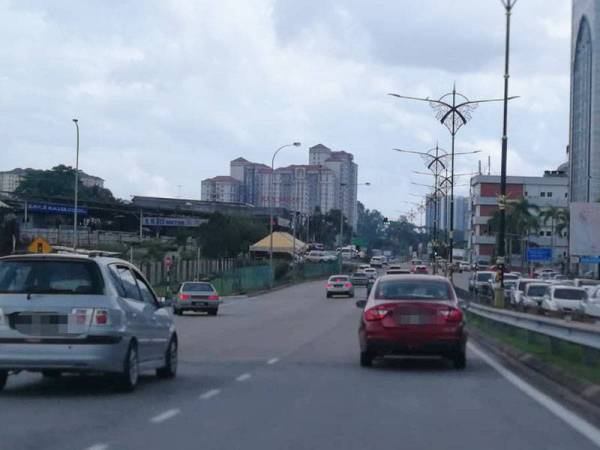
[389,88,516,264]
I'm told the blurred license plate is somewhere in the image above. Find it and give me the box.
[396,314,431,325]
[193,302,207,306]
[334,284,343,288]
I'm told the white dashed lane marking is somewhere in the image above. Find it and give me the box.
[150,408,181,424]
[236,373,252,382]
[199,389,221,400]
[267,358,279,365]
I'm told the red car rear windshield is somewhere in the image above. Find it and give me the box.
[0,259,104,295]
[375,280,452,301]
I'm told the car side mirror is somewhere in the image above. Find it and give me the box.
[355,300,367,309]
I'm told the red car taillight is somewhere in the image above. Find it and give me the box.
[93,309,110,325]
[179,293,190,301]
[326,283,333,288]
[364,305,392,321]
[208,295,219,301]
[344,282,352,288]
[438,307,463,323]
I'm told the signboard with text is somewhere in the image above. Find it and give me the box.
[28,202,88,216]
[526,248,552,262]
[580,256,600,264]
[142,217,207,227]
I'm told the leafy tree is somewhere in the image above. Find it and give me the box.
[197,213,268,258]
[15,165,117,203]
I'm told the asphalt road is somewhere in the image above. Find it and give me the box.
[2,278,600,450]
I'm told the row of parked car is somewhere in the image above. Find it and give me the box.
[470,269,600,319]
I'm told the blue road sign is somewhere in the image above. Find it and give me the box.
[580,256,600,264]
[526,248,552,262]
[28,202,88,216]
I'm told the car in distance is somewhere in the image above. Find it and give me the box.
[470,271,494,296]
[356,275,466,369]
[582,286,600,319]
[540,285,588,316]
[369,256,386,267]
[305,251,337,263]
[326,275,354,298]
[411,265,429,275]
[350,272,369,287]
[0,254,178,392]
[510,278,537,308]
[358,264,371,272]
[521,282,550,311]
[363,267,378,280]
[173,281,221,316]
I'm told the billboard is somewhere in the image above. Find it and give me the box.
[570,202,600,256]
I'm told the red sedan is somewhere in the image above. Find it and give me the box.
[356,275,466,369]
[411,264,429,274]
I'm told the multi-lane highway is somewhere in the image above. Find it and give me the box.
[2,279,600,450]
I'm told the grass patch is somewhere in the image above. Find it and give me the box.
[467,311,600,385]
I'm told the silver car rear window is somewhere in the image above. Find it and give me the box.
[0,259,104,295]
[181,282,214,292]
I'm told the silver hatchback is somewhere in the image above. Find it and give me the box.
[0,254,178,392]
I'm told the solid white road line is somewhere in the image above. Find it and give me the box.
[236,373,252,382]
[469,342,600,448]
[85,445,108,450]
[267,358,279,365]
[150,408,181,424]
[199,389,221,400]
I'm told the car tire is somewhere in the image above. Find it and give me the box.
[0,371,7,391]
[173,308,182,316]
[360,350,374,367]
[326,293,331,298]
[208,309,218,316]
[117,341,139,392]
[452,351,467,370]
[42,370,62,379]
[348,292,354,298]
[156,336,178,379]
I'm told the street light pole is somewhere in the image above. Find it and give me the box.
[499,0,518,287]
[269,142,301,287]
[390,88,515,265]
[72,119,80,251]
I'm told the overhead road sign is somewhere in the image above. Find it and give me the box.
[142,217,207,227]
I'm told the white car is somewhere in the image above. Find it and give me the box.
[305,251,337,263]
[358,264,371,272]
[510,278,537,307]
[582,286,600,318]
[369,256,385,267]
[325,275,354,298]
[540,285,588,315]
[363,268,378,280]
[521,282,550,310]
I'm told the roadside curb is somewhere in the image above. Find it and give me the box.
[469,327,600,427]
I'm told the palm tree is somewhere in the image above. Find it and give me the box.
[488,197,539,266]
[538,206,562,257]
[554,208,570,239]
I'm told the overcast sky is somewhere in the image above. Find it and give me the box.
[0,0,571,218]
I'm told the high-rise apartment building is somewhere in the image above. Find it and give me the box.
[202,144,359,227]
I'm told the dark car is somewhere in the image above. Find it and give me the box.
[350,272,369,286]
[356,275,466,369]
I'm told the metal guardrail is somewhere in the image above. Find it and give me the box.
[467,303,600,350]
